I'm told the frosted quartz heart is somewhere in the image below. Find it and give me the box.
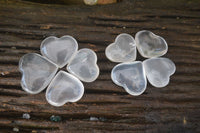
[135,30,168,58]
[67,48,99,82]
[40,35,78,68]
[143,58,176,88]
[46,71,84,106]
[111,61,147,96]
[19,53,58,94]
[105,33,137,62]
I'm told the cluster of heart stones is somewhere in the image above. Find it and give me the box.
[19,35,99,106]
[106,30,176,96]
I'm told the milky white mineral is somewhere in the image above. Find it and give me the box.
[40,35,78,68]
[111,61,147,96]
[67,48,99,82]
[135,30,168,58]
[46,71,84,107]
[19,53,58,94]
[143,57,176,87]
[105,33,137,62]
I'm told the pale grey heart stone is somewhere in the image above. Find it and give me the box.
[135,30,168,58]
[143,57,176,88]
[46,70,84,107]
[105,33,137,63]
[40,35,78,68]
[19,53,58,94]
[67,48,99,82]
[111,61,147,96]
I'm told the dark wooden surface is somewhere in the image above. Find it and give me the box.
[0,0,200,132]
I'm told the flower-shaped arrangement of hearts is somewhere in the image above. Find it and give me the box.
[106,30,176,96]
[19,35,99,106]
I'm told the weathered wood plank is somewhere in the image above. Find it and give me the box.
[0,0,200,132]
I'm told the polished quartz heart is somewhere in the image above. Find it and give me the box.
[67,48,99,82]
[111,61,147,96]
[135,30,168,58]
[40,35,78,68]
[46,71,84,106]
[105,33,137,62]
[143,57,176,87]
[19,53,58,94]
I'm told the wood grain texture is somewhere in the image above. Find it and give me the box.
[0,0,200,132]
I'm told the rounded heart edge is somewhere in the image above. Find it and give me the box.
[111,61,147,96]
[105,33,137,63]
[135,30,168,58]
[67,48,100,83]
[143,57,176,88]
[19,53,58,94]
[40,35,79,68]
[45,70,84,107]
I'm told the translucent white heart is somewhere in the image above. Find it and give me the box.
[19,53,58,94]
[111,61,147,96]
[40,35,78,68]
[67,48,99,82]
[105,33,137,62]
[46,71,84,107]
[135,30,168,58]
[143,57,176,88]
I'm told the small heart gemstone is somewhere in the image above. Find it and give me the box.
[111,61,147,96]
[19,53,58,94]
[67,48,99,82]
[143,57,176,87]
[46,71,84,106]
[40,35,78,68]
[105,33,137,62]
[135,30,168,58]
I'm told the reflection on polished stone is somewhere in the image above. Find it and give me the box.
[135,30,168,58]
[41,35,78,68]
[19,53,58,94]
[143,57,176,87]
[46,71,84,107]
[111,61,147,96]
[67,48,99,82]
[106,33,137,62]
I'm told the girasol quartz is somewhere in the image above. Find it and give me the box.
[19,53,58,94]
[67,48,99,82]
[40,35,78,68]
[143,57,176,87]
[105,33,137,63]
[46,71,84,107]
[111,61,147,96]
[135,30,168,58]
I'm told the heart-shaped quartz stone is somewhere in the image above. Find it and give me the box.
[19,53,58,94]
[111,61,147,96]
[46,71,84,106]
[143,57,176,87]
[67,48,99,82]
[40,35,78,68]
[135,30,168,58]
[105,33,137,62]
